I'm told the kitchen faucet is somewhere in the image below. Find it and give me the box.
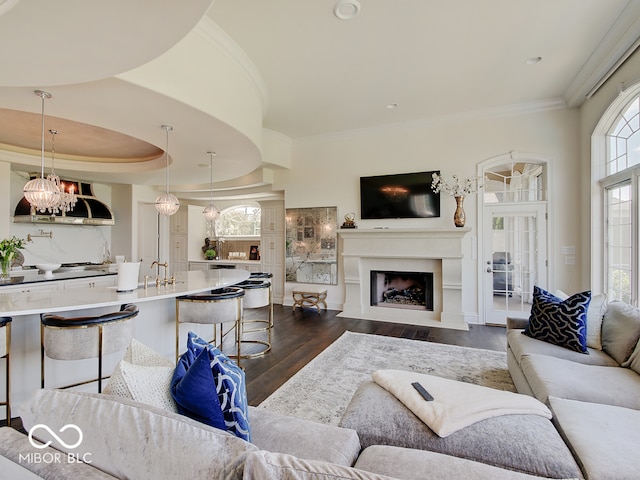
[150,261,170,286]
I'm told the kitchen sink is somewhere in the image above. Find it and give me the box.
[58,262,111,272]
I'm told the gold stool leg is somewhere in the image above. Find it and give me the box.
[40,323,45,389]
[5,323,10,427]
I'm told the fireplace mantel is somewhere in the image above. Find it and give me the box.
[338,228,470,330]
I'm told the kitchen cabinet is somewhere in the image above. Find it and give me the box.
[0,282,60,294]
[259,200,285,304]
[170,206,206,273]
[63,276,117,289]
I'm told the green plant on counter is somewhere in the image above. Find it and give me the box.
[204,248,217,260]
[0,236,26,280]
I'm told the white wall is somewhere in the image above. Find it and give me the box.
[579,48,640,293]
[274,107,582,320]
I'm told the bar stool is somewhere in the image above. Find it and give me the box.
[0,317,11,426]
[41,304,139,393]
[249,272,274,327]
[175,286,245,367]
[236,279,272,358]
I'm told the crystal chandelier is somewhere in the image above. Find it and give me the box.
[46,129,77,214]
[23,90,60,212]
[202,151,220,222]
[155,124,180,216]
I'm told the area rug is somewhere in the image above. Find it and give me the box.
[258,331,514,425]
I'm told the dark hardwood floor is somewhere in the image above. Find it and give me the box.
[3,305,506,430]
[241,305,507,406]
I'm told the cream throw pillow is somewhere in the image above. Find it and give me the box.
[103,339,177,412]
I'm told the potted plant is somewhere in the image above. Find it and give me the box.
[204,248,217,260]
[0,236,25,281]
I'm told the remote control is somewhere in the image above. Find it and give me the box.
[411,382,434,401]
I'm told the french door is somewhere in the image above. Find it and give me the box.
[482,203,547,325]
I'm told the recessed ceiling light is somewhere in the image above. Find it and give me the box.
[526,56,542,65]
[333,0,361,20]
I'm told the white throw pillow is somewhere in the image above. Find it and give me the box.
[103,339,177,412]
[555,290,606,350]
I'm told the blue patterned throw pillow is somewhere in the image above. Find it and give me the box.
[523,286,591,354]
[171,332,251,441]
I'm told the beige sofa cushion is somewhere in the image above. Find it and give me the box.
[249,406,360,466]
[601,301,640,364]
[339,380,582,479]
[549,397,640,480]
[20,389,257,480]
[507,330,618,367]
[625,338,640,374]
[243,450,395,480]
[0,426,115,479]
[355,445,552,480]
[520,353,640,409]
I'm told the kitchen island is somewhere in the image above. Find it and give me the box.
[0,268,250,410]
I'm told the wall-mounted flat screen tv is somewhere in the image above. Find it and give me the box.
[360,171,440,219]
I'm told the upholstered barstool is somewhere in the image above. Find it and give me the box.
[175,287,245,366]
[236,278,272,358]
[0,317,11,426]
[41,304,138,393]
[249,272,274,327]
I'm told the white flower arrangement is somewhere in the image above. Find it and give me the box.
[431,172,482,197]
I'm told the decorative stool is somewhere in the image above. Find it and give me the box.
[176,287,245,367]
[292,286,328,313]
[250,272,274,327]
[237,279,272,358]
[41,304,138,393]
[0,317,11,427]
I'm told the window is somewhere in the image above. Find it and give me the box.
[218,206,261,237]
[598,92,640,304]
[483,162,544,204]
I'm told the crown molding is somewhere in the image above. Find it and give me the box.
[294,97,567,145]
[564,0,640,107]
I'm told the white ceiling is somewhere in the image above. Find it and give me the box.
[208,0,638,138]
[1,0,639,199]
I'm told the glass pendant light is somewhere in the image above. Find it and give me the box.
[155,124,180,216]
[23,90,60,212]
[203,151,220,222]
[46,129,77,213]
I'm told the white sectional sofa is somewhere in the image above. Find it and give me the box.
[506,299,640,480]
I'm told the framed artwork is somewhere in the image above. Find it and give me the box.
[285,206,338,285]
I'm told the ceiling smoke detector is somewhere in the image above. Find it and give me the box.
[333,0,361,20]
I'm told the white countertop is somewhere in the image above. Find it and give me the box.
[0,268,250,317]
[190,259,260,265]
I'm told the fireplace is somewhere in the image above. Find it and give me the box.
[370,271,434,311]
[338,228,470,330]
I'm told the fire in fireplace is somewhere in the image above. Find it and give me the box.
[370,270,434,310]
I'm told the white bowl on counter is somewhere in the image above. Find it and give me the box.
[36,263,61,279]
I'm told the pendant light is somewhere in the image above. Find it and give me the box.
[155,124,180,216]
[46,129,77,214]
[23,90,60,212]
[203,151,220,222]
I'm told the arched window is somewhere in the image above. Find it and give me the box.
[594,87,640,304]
[218,205,261,237]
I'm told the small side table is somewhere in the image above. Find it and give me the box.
[292,286,328,313]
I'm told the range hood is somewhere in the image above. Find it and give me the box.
[14,180,115,226]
